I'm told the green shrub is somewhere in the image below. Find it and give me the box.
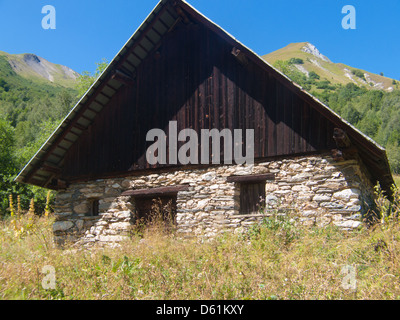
[316,80,336,90]
[288,58,304,65]
[352,69,366,81]
[309,71,320,80]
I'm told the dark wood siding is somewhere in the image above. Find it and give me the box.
[62,22,336,179]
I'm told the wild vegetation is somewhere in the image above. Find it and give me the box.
[0,187,399,300]
[273,59,400,174]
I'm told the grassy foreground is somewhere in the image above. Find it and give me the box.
[1,211,400,300]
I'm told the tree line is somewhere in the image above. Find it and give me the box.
[0,58,107,215]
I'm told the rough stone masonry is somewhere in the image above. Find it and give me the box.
[53,153,376,246]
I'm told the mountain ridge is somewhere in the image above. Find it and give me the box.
[0,51,78,89]
[262,42,397,92]
[1,43,396,94]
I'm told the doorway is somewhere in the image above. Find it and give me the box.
[133,195,177,228]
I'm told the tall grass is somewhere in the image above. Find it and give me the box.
[393,174,400,188]
[1,190,400,300]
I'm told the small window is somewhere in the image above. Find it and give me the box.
[89,199,99,216]
[239,182,266,215]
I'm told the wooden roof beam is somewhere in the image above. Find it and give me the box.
[231,47,249,66]
[40,163,62,174]
[111,69,135,86]
[115,3,171,69]
[174,3,191,24]
[333,128,351,148]
[72,122,87,132]
[47,178,68,190]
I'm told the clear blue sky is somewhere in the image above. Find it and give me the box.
[1,0,399,79]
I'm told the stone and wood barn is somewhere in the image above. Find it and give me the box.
[16,0,394,245]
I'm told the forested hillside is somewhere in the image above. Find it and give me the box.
[269,57,400,176]
[0,53,80,213]
[0,52,107,214]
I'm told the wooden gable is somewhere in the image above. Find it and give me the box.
[62,21,337,179]
[15,0,394,196]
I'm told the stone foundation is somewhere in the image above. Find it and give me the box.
[53,154,376,246]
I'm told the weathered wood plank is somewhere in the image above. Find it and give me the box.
[121,185,189,197]
[226,173,275,183]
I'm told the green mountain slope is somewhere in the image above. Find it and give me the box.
[0,51,78,89]
[0,51,80,214]
[263,42,398,92]
[0,50,79,159]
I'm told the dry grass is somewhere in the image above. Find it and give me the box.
[393,174,400,187]
[1,210,400,300]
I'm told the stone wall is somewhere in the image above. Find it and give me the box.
[53,153,376,246]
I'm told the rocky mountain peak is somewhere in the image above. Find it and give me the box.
[23,53,41,64]
[301,42,330,62]
[3,51,78,86]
